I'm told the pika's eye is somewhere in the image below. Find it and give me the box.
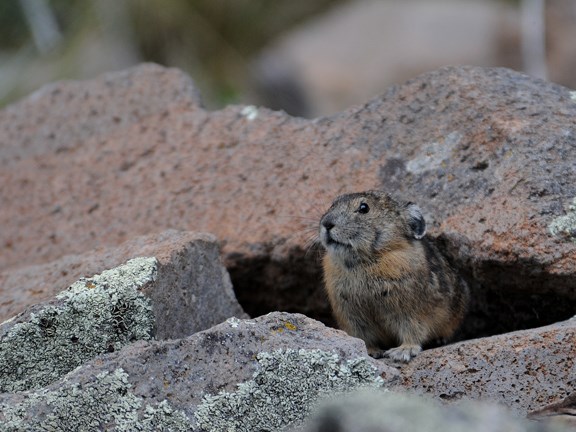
[358,203,370,214]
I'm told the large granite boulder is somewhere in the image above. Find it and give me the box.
[1,308,573,430]
[0,312,390,431]
[0,63,575,430]
[400,318,576,414]
[1,63,574,340]
[0,231,246,392]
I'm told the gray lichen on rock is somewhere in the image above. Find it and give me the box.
[194,349,384,432]
[0,257,157,392]
[549,197,576,242]
[0,368,191,431]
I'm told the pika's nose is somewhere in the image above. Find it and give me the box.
[322,219,335,231]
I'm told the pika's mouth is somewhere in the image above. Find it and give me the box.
[322,231,351,250]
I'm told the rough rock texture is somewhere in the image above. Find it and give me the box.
[298,389,569,432]
[0,231,246,392]
[194,349,384,431]
[1,63,575,339]
[0,257,157,393]
[0,64,202,166]
[399,318,576,415]
[529,391,576,429]
[0,230,247,337]
[1,308,573,430]
[0,313,394,431]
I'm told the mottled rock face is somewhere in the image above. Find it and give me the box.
[0,63,575,431]
[0,258,157,393]
[1,63,576,359]
[398,318,576,414]
[0,313,392,431]
[0,64,202,166]
[0,230,246,337]
[1,309,573,429]
[1,64,575,341]
[529,391,576,429]
[0,231,246,392]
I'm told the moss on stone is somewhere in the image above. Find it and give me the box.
[194,349,383,432]
[549,197,576,242]
[0,257,157,392]
[0,368,191,431]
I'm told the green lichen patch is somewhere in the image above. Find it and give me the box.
[549,197,576,242]
[0,368,191,431]
[0,257,157,392]
[194,349,383,432]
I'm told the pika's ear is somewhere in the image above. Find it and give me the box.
[406,203,426,239]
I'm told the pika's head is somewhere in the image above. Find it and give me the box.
[319,190,426,266]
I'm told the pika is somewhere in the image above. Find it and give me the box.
[319,190,469,362]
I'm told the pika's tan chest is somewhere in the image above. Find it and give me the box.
[323,257,393,303]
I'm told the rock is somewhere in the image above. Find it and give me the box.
[253,0,520,117]
[399,318,576,415]
[298,388,569,432]
[0,63,202,166]
[2,309,571,430]
[0,312,394,431]
[0,231,246,392]
[529,391,576,429]
[0,230,246,337]
[0,257,157,393]
[0,63,575,340]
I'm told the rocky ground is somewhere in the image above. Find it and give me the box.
[0,64,575,431]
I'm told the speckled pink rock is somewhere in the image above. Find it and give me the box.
[398,318,576,414]
[0,63,575,339]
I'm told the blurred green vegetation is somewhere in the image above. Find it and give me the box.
[0,2,27,49]
[0,0,345,108]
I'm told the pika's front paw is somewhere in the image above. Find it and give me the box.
[385,344,422,362]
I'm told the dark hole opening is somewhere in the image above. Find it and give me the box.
[228,243,576,344]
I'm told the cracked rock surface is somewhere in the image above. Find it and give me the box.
[0,64,574,337]
[398,318,576,414]
[0,64,575,430]
[0,230,246,336]
[0,313,392,431]
[0,231,246,393]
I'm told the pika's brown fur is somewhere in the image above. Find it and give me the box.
[319,190,469,362]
